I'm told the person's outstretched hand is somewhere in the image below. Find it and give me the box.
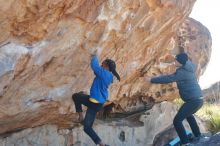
[90,49,98,57]
[144,76,152,83]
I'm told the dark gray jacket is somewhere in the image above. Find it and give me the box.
[151,61,203,102]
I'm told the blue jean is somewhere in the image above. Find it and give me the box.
[72,92,103,145]
[173,99,203,144]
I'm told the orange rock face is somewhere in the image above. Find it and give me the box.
[0,0,211,134]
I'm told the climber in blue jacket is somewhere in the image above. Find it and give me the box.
[72,50,120,146]
[145,51,204,146]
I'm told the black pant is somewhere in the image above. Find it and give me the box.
[173,99,203,144]
[72,92,103,145]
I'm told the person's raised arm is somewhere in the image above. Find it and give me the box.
[90,51,102,76]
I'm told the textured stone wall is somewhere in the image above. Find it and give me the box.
[203,81,220,103]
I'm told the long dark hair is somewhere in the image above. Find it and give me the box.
[104,59,120,81]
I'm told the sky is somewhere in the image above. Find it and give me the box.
[190,0,220,89]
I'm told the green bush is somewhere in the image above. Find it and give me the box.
[173,98,184,107]
[206,110,220,133]
[196,104,220,133]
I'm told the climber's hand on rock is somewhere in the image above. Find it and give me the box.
[144,76,152,83]
[90,49,98,57]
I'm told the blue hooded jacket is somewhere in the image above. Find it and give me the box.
[90,55,113,103]
[151,61,203,102]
